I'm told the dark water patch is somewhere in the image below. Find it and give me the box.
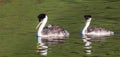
[36,0,42,4]
[105,6,116,9]
[0,14,6,18]
[0,55,8,57]
[83,55,100,57]
[99,16,120,21]
[0,0,11,5]
[61,0,80,4]
[16,32,35,36]
[14,52,32,55]
[70,51,79,54]
[69,22,78,25]
[105,0,120,2]
[105,53,110,55]
[74,42,81,44]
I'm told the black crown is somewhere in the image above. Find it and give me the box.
[84,15,92,19]
[38,13,46,22]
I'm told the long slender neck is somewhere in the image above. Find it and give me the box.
[38,16,48,36]
[82,18,92,34]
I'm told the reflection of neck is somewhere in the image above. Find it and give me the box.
[82,18,92,34]
[38,16,48,36]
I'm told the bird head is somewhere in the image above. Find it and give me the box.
[38,13,46,22]
[84,15,92,20]
[36,13,48,29]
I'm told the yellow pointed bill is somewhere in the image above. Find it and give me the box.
[36,22,42,29]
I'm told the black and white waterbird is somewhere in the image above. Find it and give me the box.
[36,13,69,56]
[81,15,115,54]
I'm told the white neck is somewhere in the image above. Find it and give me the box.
[38,16,48,36]
[82,18,92,34]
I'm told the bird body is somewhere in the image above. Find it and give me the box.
[41,25,69,37]
[85,27,114,38]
